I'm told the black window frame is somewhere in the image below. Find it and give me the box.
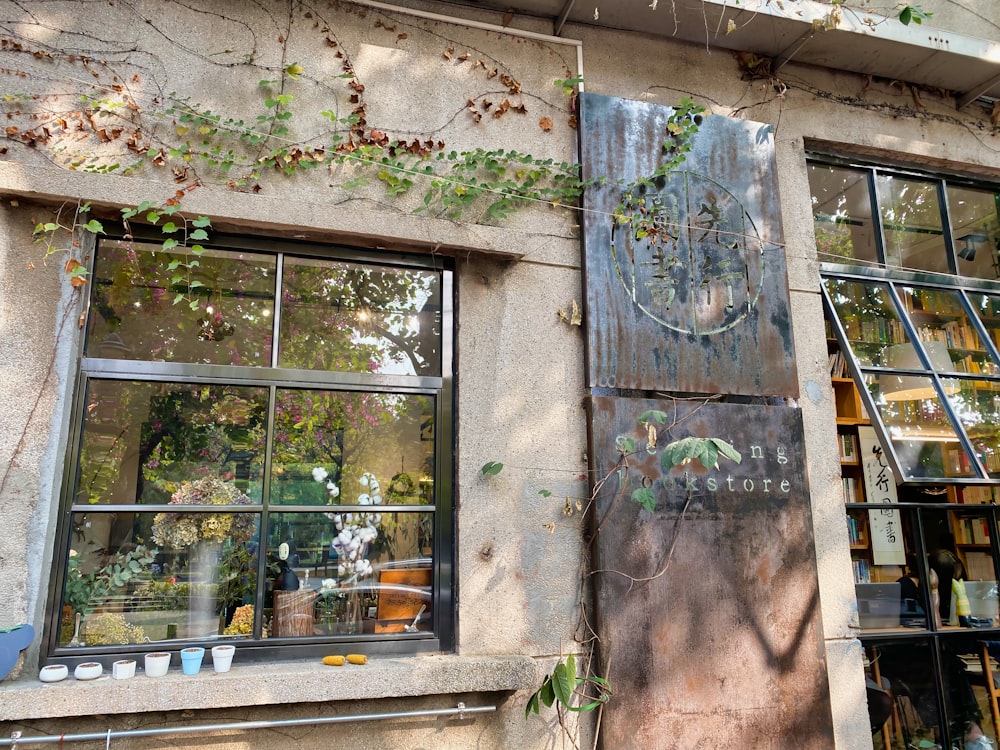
[42,227,455,665]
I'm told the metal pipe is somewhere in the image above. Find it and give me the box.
[345,0,582,48]
[554,0,577,37]
[1,703,494,747]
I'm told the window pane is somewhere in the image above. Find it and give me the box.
[901,287,996,376]
[825,278,913,366]
[78,380,268,505]
[943,379,1000,478]
[269,390,434,506]
[876,174,948,273]
[948,185,1000,281]
[967,292,1000,370]
[808,163,878,264]
[278,257,442,376]
[265,511,434,638]
[852,509,928,631]
[61,510,260,647]
[865,641,944,746]
[88,240,276,366]
[866,372,972,479]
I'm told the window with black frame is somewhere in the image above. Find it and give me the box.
[811,156,1000,750]
[49,234,452,660]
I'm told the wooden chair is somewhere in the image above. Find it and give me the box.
[977,643,1000,741]
[868,645,902,749]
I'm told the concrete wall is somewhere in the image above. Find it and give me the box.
[1,0,1000,748]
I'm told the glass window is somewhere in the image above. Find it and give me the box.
[822,274,1000,482]
[809,163,879,265]
[819,156,1000,750]
[948,185,1000,281]
[876,174,948,274]
[809,159,1000,281]
[51,235,452,661]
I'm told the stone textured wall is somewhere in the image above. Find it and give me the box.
[2,0,1000,748]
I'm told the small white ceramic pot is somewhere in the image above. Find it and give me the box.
[39,664,68,683]
[211,644,235,673]
[144,651,171,677]
[112,659,136,679]
[74,662,103,680]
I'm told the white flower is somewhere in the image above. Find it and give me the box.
[338,529,352,546]
[326,482,340,497]
[321,578,336,591]
[359,474,369,487]
[358,493,371,505]
[312,467,328,482]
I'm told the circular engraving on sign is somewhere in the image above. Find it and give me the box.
[611,171,765,335]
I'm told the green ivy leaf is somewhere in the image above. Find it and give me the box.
[538,489,552,497]
[632,486,656,512]
[83,219,104,234]
[480,461,504,476]
[710,438,742,464]
[638,409,668,425]
[189,228,209,241]
[551,655,575,707]
[615,435,637,454]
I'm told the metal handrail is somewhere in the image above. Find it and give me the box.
[3,703,493,747]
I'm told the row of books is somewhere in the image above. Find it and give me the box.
[838,432,858,463]
[960,486,998,504]
[918,321,979,352]
[955,516,991,545]
[843,476,860,504]
[851,317,907,345]
[908,288,964,316]
[965,551,995,581]
[829,350,850,378]
[847,514,866,546]
[852,558,871,584]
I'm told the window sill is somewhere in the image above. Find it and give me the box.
[0,654,538,721]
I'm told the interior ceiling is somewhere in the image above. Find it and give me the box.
[422,0,1000,110]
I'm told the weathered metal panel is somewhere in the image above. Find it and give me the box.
[588,397,832,750]
[580,93,797,397]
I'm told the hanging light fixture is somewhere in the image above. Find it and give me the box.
[881,340,960,401]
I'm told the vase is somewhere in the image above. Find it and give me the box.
[39,664,68,683]
[211,644,235,673]
[112,659,136,679]
[315,592,362,634]
[180,646,205,675]
[144,651,171,677]
[74,662,102,680]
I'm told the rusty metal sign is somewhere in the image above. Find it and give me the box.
[580,93,797,396]
[588,396,832,749]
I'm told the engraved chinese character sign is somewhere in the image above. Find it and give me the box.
[581,93,797,396]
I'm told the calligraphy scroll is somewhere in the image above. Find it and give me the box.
[859,426,904,565]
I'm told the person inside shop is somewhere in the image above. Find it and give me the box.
[895,550,994,750]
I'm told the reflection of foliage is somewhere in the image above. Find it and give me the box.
[222,604,257,636]
[133,579,191,610]
[218,543,257,610]
[152,478,255,549]
[64,545,154,615]
[140,386,268,495]
[280,261,440,377]
[813,221,855,259]
[84,613,146,646]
